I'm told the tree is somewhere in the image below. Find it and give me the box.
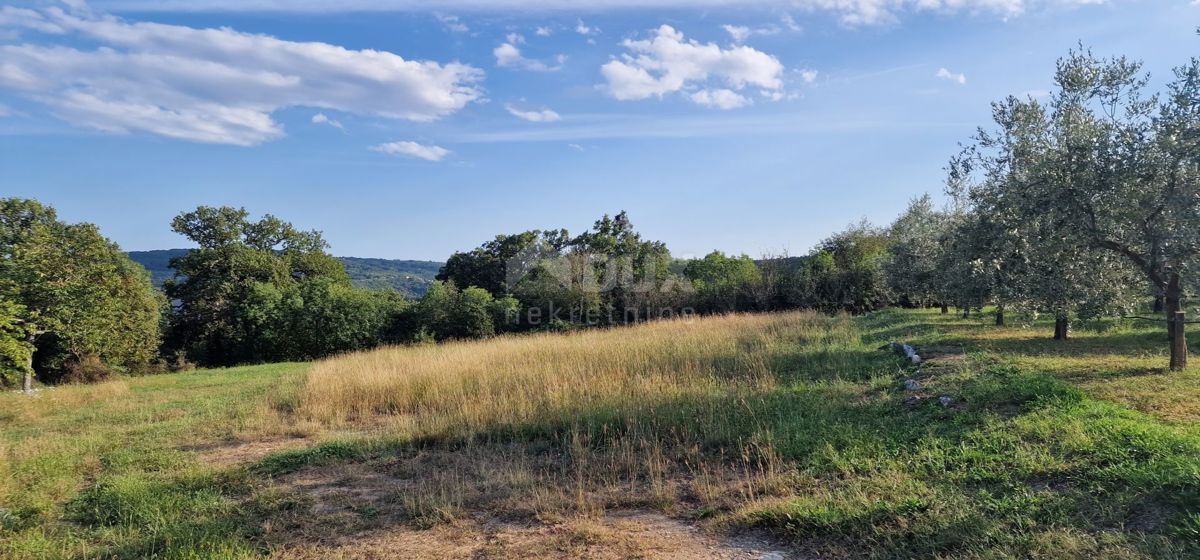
[950,48,1190,358]
[276,278,409,360]
[683,251,762,313]
[165,206,349,366]
[570,211,675,323]
[790,220,892,314]
[0,199,162,388]
[885,195,950,309]
[414,281,513,340]
[437,229,569,298]
[0,301,34,390]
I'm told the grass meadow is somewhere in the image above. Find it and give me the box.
[3,309,1200,558]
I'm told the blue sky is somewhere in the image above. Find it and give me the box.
[1,0,1196,260]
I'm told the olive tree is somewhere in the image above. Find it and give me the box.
[951,48,1198,365]
[885,194,951,310]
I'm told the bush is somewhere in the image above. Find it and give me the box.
[59,354,114,384]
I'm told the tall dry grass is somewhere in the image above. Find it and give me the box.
[289,312,856,525]
[295,311,850,440]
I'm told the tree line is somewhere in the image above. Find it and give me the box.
[2,44,1198,388]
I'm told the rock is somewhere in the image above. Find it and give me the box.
[904,395,922,405]
[903,379,922,391]
[939,396,955,408]
[881,342,922,364]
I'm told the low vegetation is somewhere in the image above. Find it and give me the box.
[3,309,1199,558]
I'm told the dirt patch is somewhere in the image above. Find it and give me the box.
[268,511,792,560]
[187,436,314,466]
[917,345,966,363]
[1122,497,1173,533]
[259,459,797,559]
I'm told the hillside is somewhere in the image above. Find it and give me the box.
[127,249,442,297]
[4,309,1198,559]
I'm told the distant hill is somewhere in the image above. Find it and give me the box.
[338,257,443,296]
[126,249,443,297]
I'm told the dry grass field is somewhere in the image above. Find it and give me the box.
[3,309,1200,559]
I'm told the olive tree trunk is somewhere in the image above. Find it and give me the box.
[1053,313,1070,340]
[995,305,1006,326]
[1167,273,1187,371]
[1171,311,1188,371]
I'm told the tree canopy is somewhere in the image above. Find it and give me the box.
[0,198,162,387]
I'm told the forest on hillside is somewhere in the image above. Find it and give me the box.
[127,249,442,297]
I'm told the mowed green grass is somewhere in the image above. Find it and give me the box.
[2,310,1200,559]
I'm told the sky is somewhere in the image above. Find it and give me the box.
[0,0,1197,261]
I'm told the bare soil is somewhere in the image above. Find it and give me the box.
[258,460,796,559]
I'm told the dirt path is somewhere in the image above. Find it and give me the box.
[268,510,791,560]
[254,461,796,559]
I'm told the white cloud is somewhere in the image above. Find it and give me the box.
[575,18,597,35]
[935,67,967,85]
[505,103,562,122]
[535,25,552,36]
[689,88,750,109]
[601,25,784,108]
[435,13,469,32]
[0,6,67,34]
[370,140,451,161]
[567,143,584,151]
[311,112,343,129]
[722,24,751,42]
[721,23,781,43]
[88,1,1105,27]
[506,32,526,44]
[799,69,818,83]
[493,42,564,71]
[780,13,802,32]
[0,5,483,146]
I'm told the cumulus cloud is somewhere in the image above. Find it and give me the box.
[935,67,967,85]
[311,112,344,129]
[493,41,565,71]
[87,1,1104,27]
[799,69,817,83]
[600,25,784,108]
[535,25,552,36]
[370,140,451,161]
[505,103,562,122]
[0,4,483,146]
